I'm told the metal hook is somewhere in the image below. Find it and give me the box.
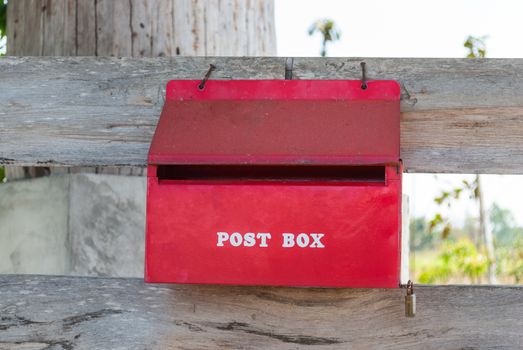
[406,280,414,295]
[285,58,294,80]
[198,64,216,90]
[360,62,367,90]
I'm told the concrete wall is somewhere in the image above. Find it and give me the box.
[0,173,145,277]
[0,176,70,275]
[69,174,145,277]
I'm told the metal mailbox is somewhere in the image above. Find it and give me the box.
[145,79,402,287]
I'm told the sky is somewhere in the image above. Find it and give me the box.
[275,0,523,226]
[275,0,523,58]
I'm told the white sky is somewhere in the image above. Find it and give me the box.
[275,0,523,226]
[275,0,523,58]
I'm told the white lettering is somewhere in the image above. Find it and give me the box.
[296,233,310,248]
[256,233,272,247]
[216,231,324,248]
[230,232,243,247]
[243,232,256,247]
[216,232,229,246]
[309,233,325,248]
[282,233,295,248]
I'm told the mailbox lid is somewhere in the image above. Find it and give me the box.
[148,80,401,166]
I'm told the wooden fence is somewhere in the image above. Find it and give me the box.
[1,57,523,349]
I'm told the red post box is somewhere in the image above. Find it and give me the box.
[145,79,402,287]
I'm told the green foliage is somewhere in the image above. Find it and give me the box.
[490,203,523,246]
[0,0,6,55]
[497,238,523,283]
[0,1,6,39]
[308,19,341,57]
[490,204,523,283]
[444,239,489,281]
[464,35,487,58]
[418,238,489,283]
[418,258,453,284]
[429,177,478,240]
[422,203,523,284]
[0,166,4,182]
[410,217,436,250]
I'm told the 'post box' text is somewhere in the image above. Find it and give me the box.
[216,232,325,248]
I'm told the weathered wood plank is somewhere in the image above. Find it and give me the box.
[232,0,249,56]
[2,56,523,173]
[130,0,152,57]
[76,0,97,56]
[260,0,276,55]
[42,0,66,56]
[21,0,44,55]
[173,0,206,55]
[8,0,276,58]
[6,0,24,56]
[40,0,77,56]
[0,275,522,349]
[96,0,133,57]
[62,0,78,56]
[150,0,174,57]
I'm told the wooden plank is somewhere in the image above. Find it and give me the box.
[0,275,522,349]
[1,56,523,173]
[6,0,24,56]
[204,0,223,56]
[150,0,174,57]
[96,0,132,56]
[245,0,256,56]
[76,0,96,55]
[21,0,44,55]
[94,0,114,55]
[6,0,276,58]
[42,0,66,56]
[62,0,77,56]
[264,0,277,55]
[231,0,248,56]
[130,0,152,57]
[173,0,206,56]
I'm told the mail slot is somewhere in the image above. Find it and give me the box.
[145,79,402,288]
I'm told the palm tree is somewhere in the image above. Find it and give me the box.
[308,19,341,57]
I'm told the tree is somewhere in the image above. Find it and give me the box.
[464,36,496,283]
[308,19,340,57]
[464,35,487,58]
[418,238,489,284]
[490,203,523,247]
[410,216,435,251]
[429,36,497,284]
[0,0,5,53]
[489,203,523,283]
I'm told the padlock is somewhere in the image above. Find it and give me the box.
[405,280,416,317]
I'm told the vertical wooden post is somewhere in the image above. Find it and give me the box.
[7,0,276,57]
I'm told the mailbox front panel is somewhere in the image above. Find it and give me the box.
[145,166,401,287]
